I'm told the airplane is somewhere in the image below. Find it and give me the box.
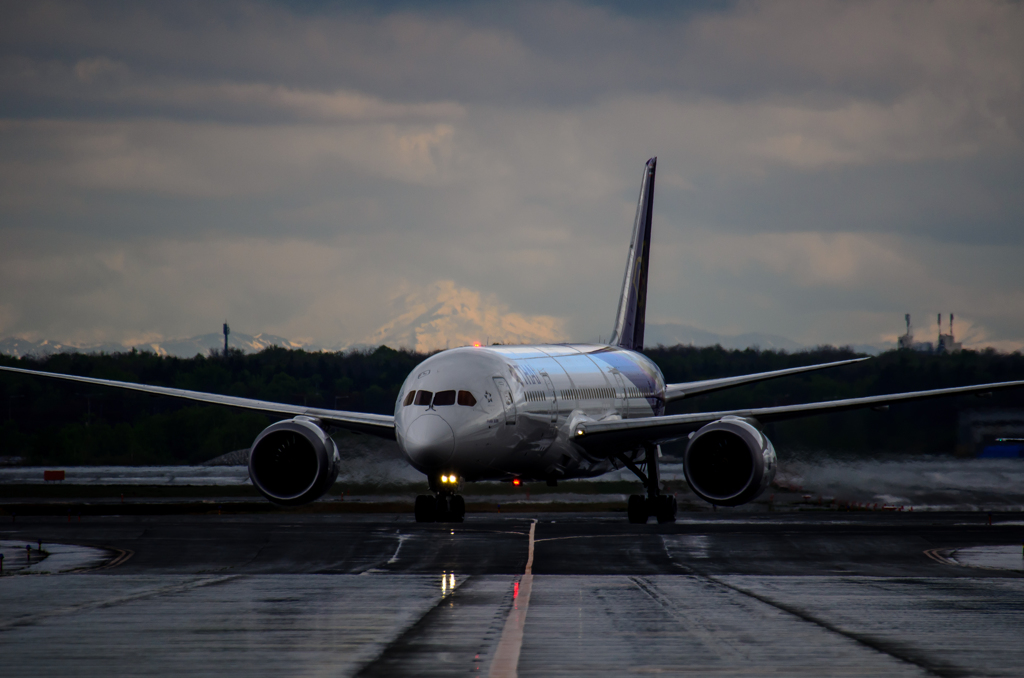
[3,157,1024,524]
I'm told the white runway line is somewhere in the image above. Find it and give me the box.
[386,532,409,565]
[951,544,1024,571]
[489,519,536,678]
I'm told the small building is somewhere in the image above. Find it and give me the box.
[936,313,962,354]
[897,313,961,354]
[957,409,1024,457]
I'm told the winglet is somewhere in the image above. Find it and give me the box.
[609,157,657,351]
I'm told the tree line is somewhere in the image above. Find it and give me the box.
[2,344,1023,465]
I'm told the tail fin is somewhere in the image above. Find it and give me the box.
[609,157,656,351]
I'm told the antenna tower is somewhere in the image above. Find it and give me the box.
[898,314,914,350]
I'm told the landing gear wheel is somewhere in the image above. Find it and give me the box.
[627,494,649,524]
[435,495,452,523]
[655,495,677,523]
[415,495,436,523]
[450,495,466,522]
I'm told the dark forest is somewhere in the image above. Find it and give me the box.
[3,345,1024,465]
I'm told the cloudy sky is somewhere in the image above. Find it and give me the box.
[1,0,1022,352]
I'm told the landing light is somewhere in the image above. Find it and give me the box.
[512,478,521,486]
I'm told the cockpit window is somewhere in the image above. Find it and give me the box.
[413,390,433,406]
[403,391,416,406]
[457,390,477,407]
[433,390,456,406]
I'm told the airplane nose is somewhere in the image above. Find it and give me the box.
[403,414,455,467]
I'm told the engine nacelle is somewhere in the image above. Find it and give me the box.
[683,417,776,507]
[248,417,339,506]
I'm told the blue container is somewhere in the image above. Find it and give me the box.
[978,444,1024,459]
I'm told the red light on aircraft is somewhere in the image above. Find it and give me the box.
[512,478,521,486]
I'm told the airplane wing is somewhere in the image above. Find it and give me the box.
[664,356,869,402]
[574,378,1024,455]
[0,364,396,439]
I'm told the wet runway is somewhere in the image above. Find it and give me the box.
[2,511,1023,676]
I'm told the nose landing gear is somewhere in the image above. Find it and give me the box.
[415,474,466,523]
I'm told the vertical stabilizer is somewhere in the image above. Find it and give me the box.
[609,157,657,350]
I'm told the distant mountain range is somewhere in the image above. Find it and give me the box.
[0,325,886,359]
[0,332,315,359]
[644,323,803,352]
[644,323,885,355]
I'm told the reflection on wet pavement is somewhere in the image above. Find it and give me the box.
[2,513,1024,676]
[1,575,446,677]
[4,572,1024,676]
[0,540,111,574]
[951,544,1024,570]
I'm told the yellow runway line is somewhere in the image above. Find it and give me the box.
[489,519,537,678]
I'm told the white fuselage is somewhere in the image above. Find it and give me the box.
[394,344,666,483]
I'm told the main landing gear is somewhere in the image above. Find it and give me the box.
[618,443,677,524]
[414,493,466,523]
[415,473,466,523]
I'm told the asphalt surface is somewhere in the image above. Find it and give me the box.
[1,511,1023,676]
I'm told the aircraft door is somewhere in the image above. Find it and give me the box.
[492,377,517,425]
[540,372,557,422]
[611,369,629,417]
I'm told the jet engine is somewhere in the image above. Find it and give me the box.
[248,417,339,507]
[683,417,776,507]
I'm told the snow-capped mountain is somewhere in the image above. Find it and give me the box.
[152,332,316,357]
[357,281,566,353]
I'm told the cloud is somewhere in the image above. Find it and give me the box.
[4,54,466,123]
[0,118,457,203]
[0,0,1022,353]
[685,231,913,288]
[0,233,567,352]
[3,1,1021,107]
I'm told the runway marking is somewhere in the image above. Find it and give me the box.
[926,546,1024,572]
[923,548,957,567]
[387,532,409,565]
[489,519,536,678]
[70,546,134,572]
